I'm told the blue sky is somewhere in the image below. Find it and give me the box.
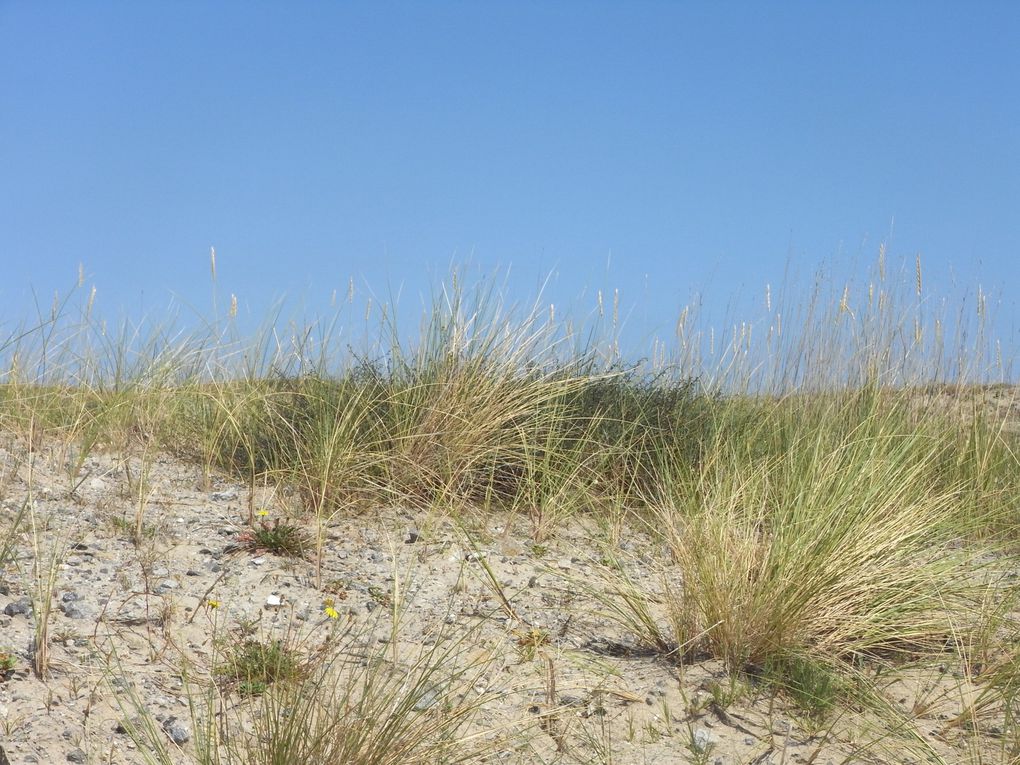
[2,1,1018,361]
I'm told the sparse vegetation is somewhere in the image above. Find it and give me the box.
[215,636,303,697]
[237,517,310,558]
[1,253,1018,762]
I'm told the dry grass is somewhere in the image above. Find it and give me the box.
[2,253,1019,762]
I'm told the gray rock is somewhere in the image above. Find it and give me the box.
[693,727,718,751]
[154,580,177,595]
[211,489,238,502]
[413,689,440,711]
[4,598,32,617]
[66,750,87,763]
[162,716,190,745]
[60,602,87,619]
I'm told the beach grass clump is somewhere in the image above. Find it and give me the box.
[119,604,504,765]
[238,516,310,558]
[215,637,304,697]
[2,254,1019,760]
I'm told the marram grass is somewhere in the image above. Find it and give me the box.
[3,256,1020,761]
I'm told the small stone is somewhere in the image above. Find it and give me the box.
[693,727,718,750]
[404,528,420,544]
[162,717,190,745]
[265,594,283,608]
[115,716,144,734]
[4,598,32,617]
[60,603,87,619]
[413,689,439,711]
[251,557,266,566]
[211,489,238,502]
[66,749,87,763]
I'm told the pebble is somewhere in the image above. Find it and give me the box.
[154,580,177,595]
[3,598,32,617]
[114,716,144,734]
[162,717,190,745]
[59,602,87,619]
[693,727,719,750]
[413,689,439,711]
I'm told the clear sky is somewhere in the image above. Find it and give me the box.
[2,1,1018,361]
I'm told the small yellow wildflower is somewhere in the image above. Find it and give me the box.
[324,606,340,620]
[256,509,270,517]
[207,599,220,609]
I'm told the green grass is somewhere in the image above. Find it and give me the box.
[3,254,1020,762]
[215,637,304,697]
[238,517,310,558]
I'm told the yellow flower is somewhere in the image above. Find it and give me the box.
[324,606,339,620]
[256,509,270,517]
[207,599,220,609]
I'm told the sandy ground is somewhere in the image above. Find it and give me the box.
[0,435,1010,764]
